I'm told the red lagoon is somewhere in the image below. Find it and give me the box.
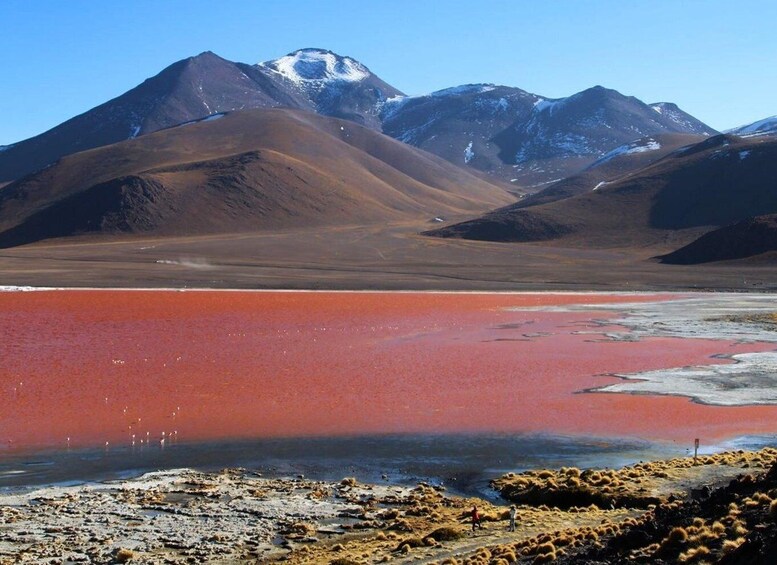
[1,291,775,453]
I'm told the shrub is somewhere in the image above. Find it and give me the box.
[426,527,463,542]
[666,527,689,544]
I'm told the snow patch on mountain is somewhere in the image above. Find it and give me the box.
[594,138,661,164]
[533,97,565,114]
[260,48,370,87]
[0,144,13,152]
[464,141,475,163]
[739,149,752,160]
[379,95,410,120]
[430,84,496,97]
[650,102,712,136]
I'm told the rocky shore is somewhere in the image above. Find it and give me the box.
[2,448,776,564]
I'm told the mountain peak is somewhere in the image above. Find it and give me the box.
[185,50,227,64]
[259,48,371,85]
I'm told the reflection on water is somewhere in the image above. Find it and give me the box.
[0,433,679,499]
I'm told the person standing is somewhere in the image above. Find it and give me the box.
[471,505,482,532]
[508,504,517,532]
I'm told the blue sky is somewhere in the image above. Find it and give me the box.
[1,0,775,144]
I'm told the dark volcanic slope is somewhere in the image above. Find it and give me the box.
[427,134,777,249]
[660,214,777,264]
[513,133,706,209]
[0,109,513,248]
[0,52,312,183]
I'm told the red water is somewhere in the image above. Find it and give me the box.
[1,291,776,452]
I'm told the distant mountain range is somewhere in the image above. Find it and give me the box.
[0,48,718,186]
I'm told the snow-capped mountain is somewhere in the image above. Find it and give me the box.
[728,116,777,137]
[0,48,405,182]
[257,48,403,129]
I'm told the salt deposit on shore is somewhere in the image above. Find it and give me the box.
[0,468,419,563]
[515,293,777,407]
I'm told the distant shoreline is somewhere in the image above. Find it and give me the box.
[0,285,682,294]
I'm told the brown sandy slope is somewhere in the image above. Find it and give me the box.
[0,109,513,248]
[427,134,777,250]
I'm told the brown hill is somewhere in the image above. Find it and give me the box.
[659,214,777,264]
[426,134,777,250]
[0,109,513,248]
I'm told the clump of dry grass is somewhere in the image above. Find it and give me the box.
[115,548,135,563]
[330,559,360,565]
[393,537,426,552]
[426,526,464,542]
[492,447,777,512]
[678,545,710,563]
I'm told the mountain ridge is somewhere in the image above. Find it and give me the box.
[0,49,717,185]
